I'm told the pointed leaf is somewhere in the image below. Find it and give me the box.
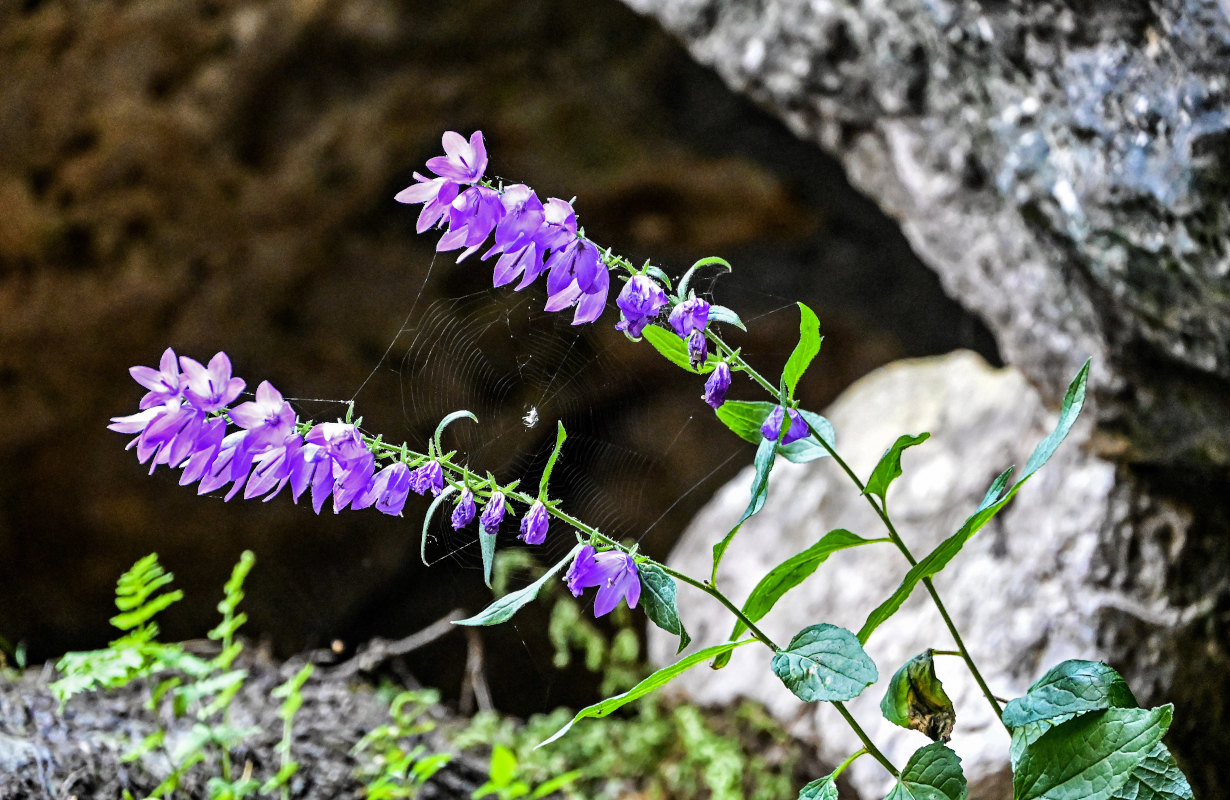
[637,562,691,654]
[715,400,777,443]
[708,304,747,331]
[455,545,582,626]
[858,359,1091,643]
[479,525,498,589]
[884,742,967,800]
[537,421,567,498]
[864,433,931,503]
[676,255,731,300]
[420,486,457,567]
[881,650,956,742]
[537,639,755,747]
[782,303,821,401]
[1014,706,1172,800]
[721,529,879,656]
[771,623,878,703]
[1003,660,1137,729]
[711,436,777,581]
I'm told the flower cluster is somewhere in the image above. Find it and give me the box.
[398,131,735,411]
[566,544,641,617]
[108,349,485,521]
[396,131,608,325]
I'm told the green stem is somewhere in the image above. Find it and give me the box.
[709,330,1007,727]
[834,703,898,778]
[830,748,868,782]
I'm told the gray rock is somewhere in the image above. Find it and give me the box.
[647,352,1218,798]
[622,0,1230,468]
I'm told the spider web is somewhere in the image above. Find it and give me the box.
[342,252,773,576]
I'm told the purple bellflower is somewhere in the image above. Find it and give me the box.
[686,330,708,371]
[452,487,477,529]
[480,491,507,533]
[615,275,668,338]
[761,405,810,445]
[394,174,460,233]
[353,462,413,516]
[394,131,486,233]
[179,352,245,413]
[703,362,731,409]
[130,347,181,409]
[519,500,549,545]
[566,545,642,617]
[543,238,610,325]
[424,131,488,184]
[408,460,445,496]
[436,185,505,261]
[668,297,710,338]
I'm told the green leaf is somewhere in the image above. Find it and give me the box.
[644,265,672,291]
[642,324,717,373]
[1022,358,1090,477]
[711,436,777,581]
[1109,742,1194,800]
[716,530,879,669]
[109,590,185,632]
[884,742,967,800]
[676,255,731,300]
[1014,706,1172,800]
[864,433,931,503]
[455,545,582,626]
[489,744,518,786]
[537,639,754,747]
[715,400,778,443]
[433,409,478,452]
[858,359,1091,644]
[479,525,498,589]
[708,304,747,331]
[782,303,822,402]
[880,650,956,742]
[1002,660,1138,729]
[421,485,458,568]
[537,421,567,498]
[771,623,878,703]
[798,776,839,800]
[637,562,691,654]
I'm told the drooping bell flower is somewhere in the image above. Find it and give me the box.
[451,487,477,529]
[615,275,668,338]
[703,362,732,409]
[436,185,505,261]
[518,500,549,545]
[761,405,810,445]
[686,329,708,371]
[565,545,641,617]
[668,297,710,338]
[394,173,460,233]
[408,460,444,496]
[479,491,506,533]
[353,461,413,516]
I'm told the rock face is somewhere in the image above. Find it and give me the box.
[622,0,1230,468]
[648,352,1217,797]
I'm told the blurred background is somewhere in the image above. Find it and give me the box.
[0,0,998,713]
